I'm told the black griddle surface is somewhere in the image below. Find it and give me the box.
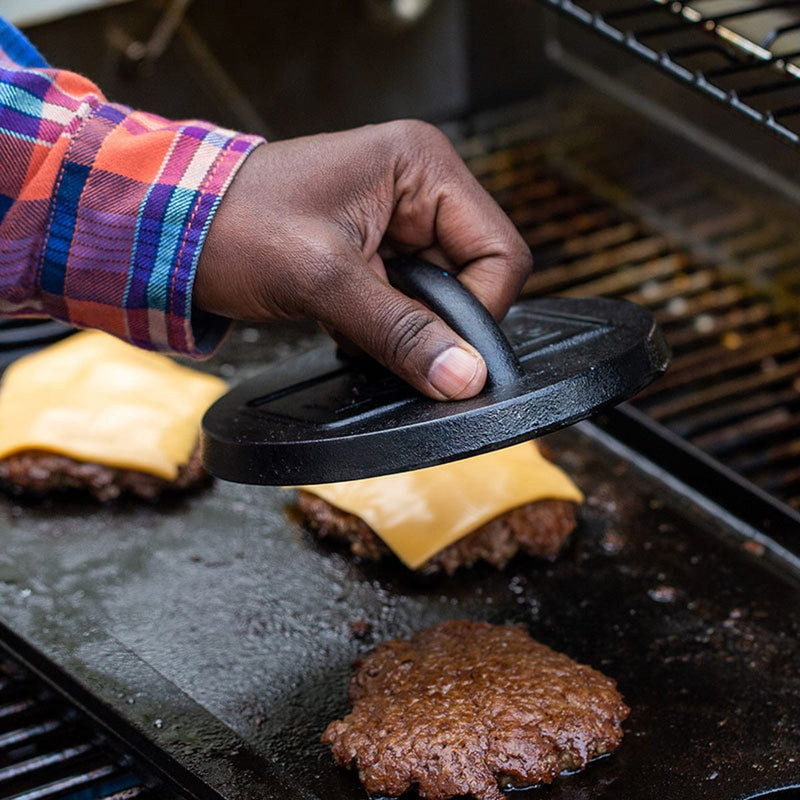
[0,323,798,800]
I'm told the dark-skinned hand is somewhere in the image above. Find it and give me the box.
[194,120,532,400]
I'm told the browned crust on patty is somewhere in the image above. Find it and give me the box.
[323,620,629,800]
[297,491,576,574]
[0,445,208,502]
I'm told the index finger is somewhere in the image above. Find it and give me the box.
[434,154,533,320]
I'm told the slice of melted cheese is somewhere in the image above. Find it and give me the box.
[0,331,227,480]
[300,442,583,569]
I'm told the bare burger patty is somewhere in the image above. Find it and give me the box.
[0,446,208,502]
[323,620,629,800]
[297,491,576,574]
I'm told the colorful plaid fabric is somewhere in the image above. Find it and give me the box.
[0,17,263,355]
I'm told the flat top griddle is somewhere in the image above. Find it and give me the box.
[0,323,798,800]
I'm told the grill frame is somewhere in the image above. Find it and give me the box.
[2,89,800,800]
[540,0,800,148]
[0,644,160,800]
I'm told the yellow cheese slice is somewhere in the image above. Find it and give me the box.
[0,331,227,480]
[300,441,583,569]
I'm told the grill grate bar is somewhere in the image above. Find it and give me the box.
[643,357,800,423]
[654,302,778,349]
[667,385,800,438]
[0,720,62,750]
[652,285,753,322]
[96,788,148,800]
[527,235,673,288]
[0,742,94,783]
[626,270,716,305]
[706,48,800,76]
[0,652,185,800]
[742,241,800,276]
[557,253,693,298]
[6,763,117,800]
[0,698,38,720]
[733,438,800,476]
[539,0,800,147]
[686,209,760,241]
[521,208,628,248]
[691,408,800,456]
[637,328,800,394]
[510,192,612,228]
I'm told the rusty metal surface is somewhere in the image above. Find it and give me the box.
[0,320,797,800]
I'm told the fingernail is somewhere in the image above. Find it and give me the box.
[428,346,482,399]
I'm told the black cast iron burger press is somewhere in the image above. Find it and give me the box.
[201,257,670,484]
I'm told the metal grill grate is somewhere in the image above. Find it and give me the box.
[0,648,174,800]
[460,107,800,510]
[540,0,800,148]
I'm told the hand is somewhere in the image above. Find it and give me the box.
[194,120,532,400]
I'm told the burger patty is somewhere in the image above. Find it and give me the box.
[323,620,629,800]
[0,445,208,502]
[297,491,576,574]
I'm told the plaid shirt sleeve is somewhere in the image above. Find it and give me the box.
[0,17,264,356]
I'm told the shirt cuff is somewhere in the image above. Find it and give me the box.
[36,100,264,357]
[174,132,264,357]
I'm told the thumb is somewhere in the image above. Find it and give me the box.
[311,254,487,400]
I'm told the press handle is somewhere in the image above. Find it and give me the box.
[384,256,523,388]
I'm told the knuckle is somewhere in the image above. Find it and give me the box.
[516,244,534,277]
[348,185,393,241]
[494,233,534,283]
[387,119,453,158]
[381,304,439,372]
[406,118,446,142]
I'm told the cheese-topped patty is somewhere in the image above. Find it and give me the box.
[0,331,227,480]
[299,442,583,569]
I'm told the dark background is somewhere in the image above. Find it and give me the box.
[21,0,546,140]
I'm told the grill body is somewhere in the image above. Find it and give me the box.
[2,3,800,800]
